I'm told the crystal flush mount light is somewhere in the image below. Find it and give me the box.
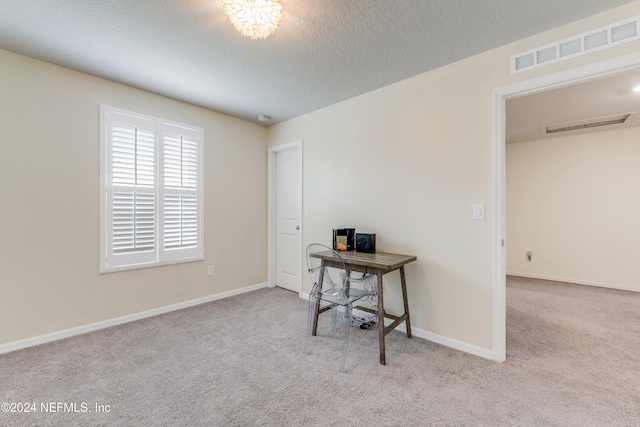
[223,0,282,40]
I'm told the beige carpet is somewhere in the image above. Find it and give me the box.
[1,276,639,426]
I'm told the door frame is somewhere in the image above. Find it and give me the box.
[268,140,303,295]
[491,51,640,362]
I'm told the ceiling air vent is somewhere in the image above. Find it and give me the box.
[542,113,631,135]
[536,46,557,64]
[559,39,581,57]
[515,53,534,70]
[584,30,608,50]
[511,16,640,73]
[612,20,637,42]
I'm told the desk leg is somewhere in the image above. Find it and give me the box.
[400,266,412,339]
[376,269,386,365]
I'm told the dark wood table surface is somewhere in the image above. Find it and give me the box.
[310,250,417,365]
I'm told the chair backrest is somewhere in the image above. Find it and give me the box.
[306,243,347,296]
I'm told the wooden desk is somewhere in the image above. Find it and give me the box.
[310,250,417,365]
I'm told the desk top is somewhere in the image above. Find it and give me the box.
[312,250,417,272]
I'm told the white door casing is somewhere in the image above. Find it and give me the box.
[492,51,640,363]
[268,141,302,294]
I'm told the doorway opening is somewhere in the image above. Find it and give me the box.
[492,52,640,362]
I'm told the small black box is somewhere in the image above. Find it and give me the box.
[355,233,376,253]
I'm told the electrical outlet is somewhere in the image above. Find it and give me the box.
[207,265,214,276]
[526,251,532,262]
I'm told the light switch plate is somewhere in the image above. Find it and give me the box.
[304,206,310,217]
[473,204,485,220]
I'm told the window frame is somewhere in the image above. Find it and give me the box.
[99,105,204,273]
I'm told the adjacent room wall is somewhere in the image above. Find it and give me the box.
[506,127,640,292]
[267,2,640,354]
[0,49,268,346]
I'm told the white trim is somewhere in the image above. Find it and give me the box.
[0,282,269,355]
[99,105,204,273]
[267,140,303,295]
[391,322,496,361]
[507,272,640,293]
[352,307,496,361]
[300,294,496,361]
[492,50,640,364]
[491,89,507,363]
[100,105,108,273]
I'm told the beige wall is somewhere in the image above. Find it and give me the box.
[267,1,640,351]
[4,2,640,354]
[507,127,640,291]
[0,50,268,345]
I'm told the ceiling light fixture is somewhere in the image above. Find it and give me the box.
[223,0,282,40]
[633,85,640,92]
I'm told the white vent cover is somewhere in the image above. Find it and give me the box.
[541,113,632,135]
[512,16,639,74]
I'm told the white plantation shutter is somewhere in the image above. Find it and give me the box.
[101,106,203,272]
[160,125,201,261]
[112,125,155,187]
[163,134,198,189]
[113,192,155,253]
[111,124,156,256]
[163,194,198,249]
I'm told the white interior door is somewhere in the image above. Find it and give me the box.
[274,146,301,292]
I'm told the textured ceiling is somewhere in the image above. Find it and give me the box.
[0,0,636,125]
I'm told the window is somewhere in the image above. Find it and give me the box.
[100,105,204,273]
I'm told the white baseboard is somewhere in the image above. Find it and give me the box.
[300,294,497,362]
[0,282,269,355]
[506,271,639,293]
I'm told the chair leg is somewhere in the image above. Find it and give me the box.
[340,304,353,373]
[331,306,337,333]
[305,293,318,354]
